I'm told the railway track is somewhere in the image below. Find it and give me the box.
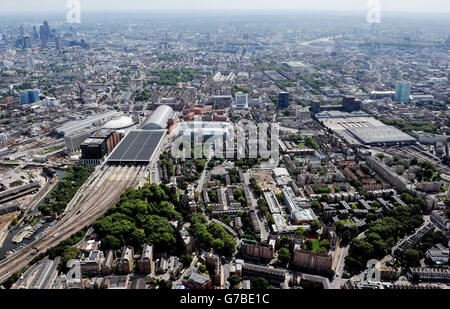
[0,164,146,284]
[376,145,450,175]
[36,165,143,249]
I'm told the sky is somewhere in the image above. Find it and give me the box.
[0,0,449,13]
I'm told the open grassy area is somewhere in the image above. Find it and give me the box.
[312,239,320,252]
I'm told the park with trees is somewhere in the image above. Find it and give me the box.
[188,213,236,258]
[344,194,426,275]
[147,68,201,86]
[93,183,189,255]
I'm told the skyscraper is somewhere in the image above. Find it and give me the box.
[23,35,32,49]
[161,31,168,50]
[311,101,321,114]
[32,26,39,41]
[55,35,61,50]
[19,24,24,37]
[26,55,34,70]
[43,21,51,40]
[278,92,289,109]
[80,39,88,49]
[395,82,411,103]
[39,25,47,49]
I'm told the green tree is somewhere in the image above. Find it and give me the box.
[102,235,122,250]
[311,201,322,214]
[348,239,374,259]
[305,239,313,251]
[319,239,330,251]
[228,273,241,288]
[295,227,305,237]
[277,248,291,265]
[143,215,177,253]
[251,277,270,289]
[366,232,388,258]
[403,249,420,267]
[38,164,94,215]
[305,136,320,150]
[310,220,323,234]
[198,264,207,273]
[320,194,331,203]
[61,247,79,268]
[208,190,218,203]
[180,254,193,267]
[280,236,291,248]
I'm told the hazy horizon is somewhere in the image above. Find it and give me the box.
[1,0,450,14]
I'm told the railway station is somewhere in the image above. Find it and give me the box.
[107,130,166,165]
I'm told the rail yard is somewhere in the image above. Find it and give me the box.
[0,163,148,283]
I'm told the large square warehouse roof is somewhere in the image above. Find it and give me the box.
[347,126,416,145]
